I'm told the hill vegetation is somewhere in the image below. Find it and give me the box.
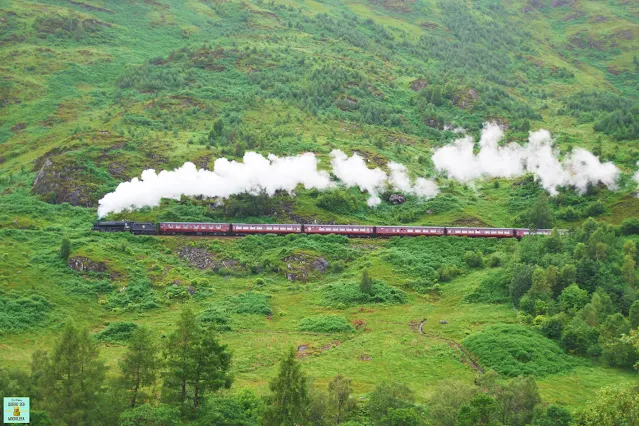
[0,0,638,424]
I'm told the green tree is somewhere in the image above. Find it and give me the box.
[427,379,476,426]
[622,255,636,286]
[456,393,499,426]
[119,326,160,408]
[544,229,563,253]
[464,251,484,268]
[163,307,199,407]
[495,376,541,426]
[368,382,415,425]
[532,404,572,426]
[382,407,425,426]
[623,240,638,258]
[328,374,356,424]
[574,384,639,426]
[33,322,106,426]
[196,389,263,426]
[119,404,181,426]
[430,86,442,106]
[528,194,554,230]
[629,300,639,329]
[510,264,535,306]
[213,118,224,135]
[528,267,551,302]
[189,327,232,410]
[360,270,373,295]
[263,348,309,426]
[59,237,71,261]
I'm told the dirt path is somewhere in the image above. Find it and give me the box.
[417,320,484,374]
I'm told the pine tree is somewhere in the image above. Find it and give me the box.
[59,237,71,261]
[120,326,160,408]
[190,327,232,410]
[163,307,199,408]
[360,269,373,295]
[263,348,309,426]
[33,322,106,426]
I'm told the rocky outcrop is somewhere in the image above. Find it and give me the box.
[68,256,108,274]
[32,158,95,206]
[410,78,428,91]
[176,246,242,272]
[389,194,406,205]
[283,253,330,281]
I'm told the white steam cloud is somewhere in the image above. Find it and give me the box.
[98,150,439,217]
[433,123,620,195]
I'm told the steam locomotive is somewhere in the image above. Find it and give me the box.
[92,221,561,239]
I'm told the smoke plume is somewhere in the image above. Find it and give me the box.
[432,123,620,195]
[98,150,439,217]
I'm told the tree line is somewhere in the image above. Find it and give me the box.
[2,304,637,425]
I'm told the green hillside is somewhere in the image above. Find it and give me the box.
[0,0,638,424]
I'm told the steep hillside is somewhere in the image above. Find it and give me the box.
[0,0,638,424]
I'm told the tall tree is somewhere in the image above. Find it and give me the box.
[163,306,199,407]
[328,374,356,424]
[263,348,309,426]
[33,322,105,426]
[190,327,232,410]
[120,326,160,408]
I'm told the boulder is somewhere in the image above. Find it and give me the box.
[389,194,406,204]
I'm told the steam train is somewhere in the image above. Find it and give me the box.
[92,221,560,239]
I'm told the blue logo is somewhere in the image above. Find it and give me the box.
[3,397,29,424]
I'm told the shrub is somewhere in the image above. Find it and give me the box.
[298,315,355,333]
[323,280,407,307]
[487,253,502,267]
[620,218,639,235]
[464,251,484,268]
[438,264,462,282]
[96,322,139,344]
[465,269,511,304]
[199,306,232,331]
[0,292,52,332]
[462,324,578,377]
[222,292,272,315]
[105,279,159,312]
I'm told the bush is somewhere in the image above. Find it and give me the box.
[465,270,511,304]
[96,322,139,344]
[221,292,272,315]
[298,315,355,333]
[323,280,407,307]
[119,404,180,426]
[438,264,462,282]
[0,292,52,332]
[199,306,232,331]
[620,218,639,235]
[583,202,605,218]
[462,324,578,377]
[464,251,484,268]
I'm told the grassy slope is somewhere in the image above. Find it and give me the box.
[0,0,638,413]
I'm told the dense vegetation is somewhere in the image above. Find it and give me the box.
[0,0,638,424]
